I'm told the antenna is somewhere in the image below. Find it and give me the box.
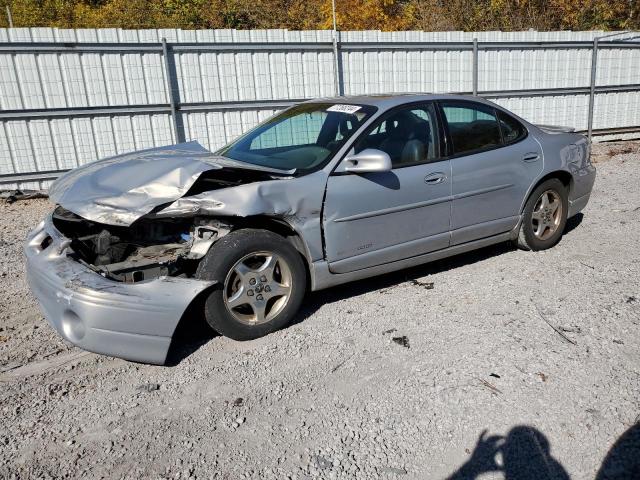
[331,0,337,32]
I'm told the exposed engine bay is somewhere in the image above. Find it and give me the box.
[52,206,230,283]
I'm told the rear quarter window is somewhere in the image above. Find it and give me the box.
[497,110,527,144]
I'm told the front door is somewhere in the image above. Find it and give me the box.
[323,103,452,274]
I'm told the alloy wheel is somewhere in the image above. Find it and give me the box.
[223,251,293,325]
[531,189,563,241]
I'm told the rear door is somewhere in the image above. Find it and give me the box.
[438,100,543,245]
[323,102,452,274]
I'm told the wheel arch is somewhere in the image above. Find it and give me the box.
[520,170,573,214]
[224,215,313,287]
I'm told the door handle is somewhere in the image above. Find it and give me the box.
[522,153,540,162]
[424,172,446,184]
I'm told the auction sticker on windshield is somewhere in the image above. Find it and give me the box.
[327,104,362,114]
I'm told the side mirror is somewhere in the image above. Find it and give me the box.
[343,149,392,174]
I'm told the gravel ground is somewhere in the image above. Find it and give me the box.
[1,141,639,479]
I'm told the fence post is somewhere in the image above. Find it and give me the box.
[587,37,599,148]
[472,38,478,95]
[161,38,185,143]
[330,0,343,96]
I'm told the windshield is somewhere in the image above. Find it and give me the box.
[217,103,377,173]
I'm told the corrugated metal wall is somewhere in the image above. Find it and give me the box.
[0,28,639,190]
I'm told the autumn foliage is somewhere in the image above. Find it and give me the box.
[1,0,638,31]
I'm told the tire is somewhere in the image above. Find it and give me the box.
[517,178,568,251]
[195,229,307,340]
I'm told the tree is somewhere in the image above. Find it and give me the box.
[1,0,638,30]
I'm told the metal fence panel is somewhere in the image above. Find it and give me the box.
[0,27,639,190]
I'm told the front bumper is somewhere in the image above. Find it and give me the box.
[24,215,214,364]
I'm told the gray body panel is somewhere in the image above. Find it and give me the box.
[450,134,543,244]
[26,93,596,364]
[323,160,452,273]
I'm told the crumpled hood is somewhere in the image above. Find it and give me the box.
[49,141,293,226]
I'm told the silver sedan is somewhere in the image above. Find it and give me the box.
[25,94,596,363]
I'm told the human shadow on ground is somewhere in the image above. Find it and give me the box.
[595,421,640,480]
[447,426,569,480]
[446,421,640,480]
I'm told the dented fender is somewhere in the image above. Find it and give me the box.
[150,170,329,262]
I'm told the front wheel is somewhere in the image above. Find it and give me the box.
[517,178,568,251]
[195,229,307,340]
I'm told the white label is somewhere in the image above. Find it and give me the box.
[327,104,361,114]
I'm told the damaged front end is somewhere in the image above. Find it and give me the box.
[51,206,230,283]
[25,141,321,364]
[24,214,217,365]
[45,140,298,283]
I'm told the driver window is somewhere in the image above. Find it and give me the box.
[354,103,438,167]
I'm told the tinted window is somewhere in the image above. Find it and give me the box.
[497,110,527,144]
[218,103,376,173]
[440,102,501,155]
[354,104,439,167]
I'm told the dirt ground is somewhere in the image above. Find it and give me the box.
[1,141,639,479]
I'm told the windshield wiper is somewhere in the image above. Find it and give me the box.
[207,155,297,176]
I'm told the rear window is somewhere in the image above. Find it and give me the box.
[440,101,502,155]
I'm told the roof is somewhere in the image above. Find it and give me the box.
[305,93,490,110]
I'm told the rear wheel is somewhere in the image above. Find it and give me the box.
[196,229,307,340]
[517,178,568,251]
